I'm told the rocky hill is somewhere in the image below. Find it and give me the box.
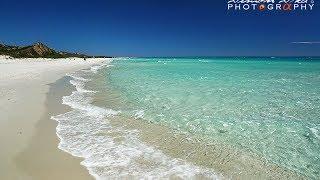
[0,42,107,58]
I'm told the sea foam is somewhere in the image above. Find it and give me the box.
[52,62,220,179]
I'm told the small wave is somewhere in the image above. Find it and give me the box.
[310,127,320,140]
[52,63,220,179]
[157,60,171,64]
[90,63,114,73]
[133,110,145,119]
[66,73,90,82]
[90,65,102,73]
[67,73,96,93]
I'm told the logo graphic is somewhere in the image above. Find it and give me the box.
[227,0,315,11]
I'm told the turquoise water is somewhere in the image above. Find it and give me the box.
[103,57,320,179]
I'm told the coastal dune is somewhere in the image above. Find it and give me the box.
[0,57,110,180]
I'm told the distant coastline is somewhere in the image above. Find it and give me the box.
[0,42,111,59]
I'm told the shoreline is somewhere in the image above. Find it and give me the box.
[0,57,312,179]
[89,62,306,179]
[0,58,109,179]
[62,62,304,179]
[15,76,94,180]
[53,62,222,179]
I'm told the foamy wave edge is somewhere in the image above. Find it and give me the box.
[51,60,221,179]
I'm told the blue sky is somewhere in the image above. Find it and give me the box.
[0,0,319,57]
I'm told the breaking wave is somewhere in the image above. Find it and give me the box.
[51,62,220,179]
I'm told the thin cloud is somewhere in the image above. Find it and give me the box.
[291,41,320,44]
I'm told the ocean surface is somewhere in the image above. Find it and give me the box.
[53,57,320,179]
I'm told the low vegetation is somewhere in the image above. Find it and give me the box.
[0,42,109,58]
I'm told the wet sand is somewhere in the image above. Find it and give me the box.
[15,77,93,180]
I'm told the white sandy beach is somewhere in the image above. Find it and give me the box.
[0,56,110,180]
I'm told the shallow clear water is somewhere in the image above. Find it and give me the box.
[53,63,220,179]
[103,57,320,179]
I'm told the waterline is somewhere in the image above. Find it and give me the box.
[52,62,220,179]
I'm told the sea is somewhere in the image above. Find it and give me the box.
[52,57,320,179]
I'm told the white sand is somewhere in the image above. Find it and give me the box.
[0,57,107,84]
[0,57,111,180]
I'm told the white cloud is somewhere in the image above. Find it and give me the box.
[291,41,320,44]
